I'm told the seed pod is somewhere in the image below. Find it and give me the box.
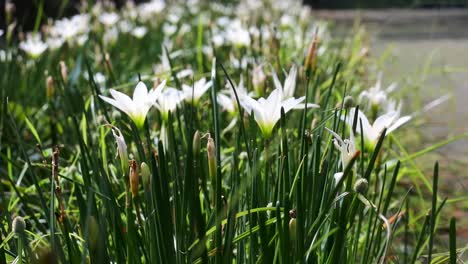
[87,216,99,251]
[59,61,67,82]
[304,32,319,73]
[12,216,25,235]
[289,218,297,242]
[46,76,54,98]
[193,130,201,156]
[130,160,139,197]
[354,178,369,195]
[141,162,151,191]
[207,135,216,182]
[343,96,355,109]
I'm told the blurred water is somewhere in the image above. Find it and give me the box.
[319,9,468,240]
[319,9,468,163]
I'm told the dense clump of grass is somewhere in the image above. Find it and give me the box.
[0,0,465,263]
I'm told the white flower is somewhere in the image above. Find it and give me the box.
[217,93,236,114]
[225,19,250,47]
[103,27,119,46]
[138,0,166,22]
[99,12,119,27]
[47,37,65,50]
[99,81,165,128]
[119,20,133,33]
[154,87,185,122]
[272,65,297,99]
[182,78,212,106]
[343,108,411,146]
[19,34,48,58]
[217,76,252,114]
[110,126,128,169]
[359,74,397,111]
[163,23,178,36]
[325,127,357,169]
[50,14,89,46]
[241,88,319,138]
[131,26,147,38]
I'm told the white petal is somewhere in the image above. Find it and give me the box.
[325,127,344,145]
[217,93,235,113]
[133,81,149,105]
[99,95,128,113]
[281,96,305,113]
[283,65,297,98]
[334,172,344,185]
[149,80,166,103]
[387,115,411,134]
[271,67,283,92]
[373,111,398,134]
[292,103,320,109]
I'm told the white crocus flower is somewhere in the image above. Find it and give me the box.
[99,81,165,129]
[50,14,90,46]
[325,127,357,169]
[217,77,254,134]
[241,88,319,138]
[154,87,184,151]
[182,78,212,106]
[99,12,119,27]
[217,77,252,114]
[19,34,48,58]
[343,107,411,146]
[326,127,359,186]
[359,74,397,112]
[110,126,128,170]
[154,87,185,122]
[225,19,250,47]
[272,65,297,99]
[131,26,148,39]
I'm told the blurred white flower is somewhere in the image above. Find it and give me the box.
[19,34,48,58]
[343,107,411,146]
[0,29,3,37]
[226,20,250,47]
[119,20,133,33]
[163,23,177,36]
[217,77,249,114]
[212,34,225,47]
[131,26,148,39]
[359,74,397,111]
[110,126,128,169]
[47,36,65,50]
[326,127,357,169]
[103,27,119,46]
[182,78,212,106]
[241,87,319,138]
[99,81,165,128]
[138,0,165,22]
[154,87,184,122]
[272,65,297,99]
[99,12,119,27]
[49,14,89,47]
